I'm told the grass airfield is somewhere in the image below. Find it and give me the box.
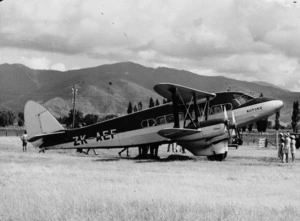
[0,137,300,221]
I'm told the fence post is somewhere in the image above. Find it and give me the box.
[275,130,278,149]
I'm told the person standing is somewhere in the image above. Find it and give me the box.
[291,135,296,162]
[278,133,284,161]
[167,142,175,152]
[86,148,98,155]
[283,133,291,163]
[20,131,28,152]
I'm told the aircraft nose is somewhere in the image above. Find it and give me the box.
[273,100,284,111]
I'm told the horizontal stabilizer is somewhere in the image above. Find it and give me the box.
[158,128,201,140]
[154,83,216,103]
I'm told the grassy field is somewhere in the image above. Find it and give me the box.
[0,137,299,221]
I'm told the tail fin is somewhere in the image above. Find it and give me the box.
[24,101,64,140]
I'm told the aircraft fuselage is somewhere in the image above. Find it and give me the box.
[37,91,283,151]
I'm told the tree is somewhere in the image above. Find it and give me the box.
[99,114,118,122]
[149,97,155,108]
[83,114,99,126]
[291,101,299,132]
[0,111,7,126]
[138,101,143,111]
[275,111,280,130]
[17,112,24,126]
[155,99,160,106]
[241,126,247,133]
[256,118,268,133]
[259,93,264,97]
[64,109,84,128]
[248,123,253,132]
[0,111,15,127]
[127,102,133,114]
[133,105,138,112]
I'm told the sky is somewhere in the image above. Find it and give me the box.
[1,0,300,91]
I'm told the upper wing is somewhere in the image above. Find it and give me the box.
[153,83,216,103]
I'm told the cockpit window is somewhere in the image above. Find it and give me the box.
[233,94,254,106]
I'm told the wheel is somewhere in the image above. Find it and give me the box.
[223,151,227,159]
[238,138,243,145]
[214,154,225,161]
[207,152,227,161]
[207,155,215,161]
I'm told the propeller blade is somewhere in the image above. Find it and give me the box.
[223,106,228,121]
[231,111,236,125]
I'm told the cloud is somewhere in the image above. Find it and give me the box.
[20,56,67,71]
[20,57,51,70]
[1,0,300,91]
[51,63,67,72]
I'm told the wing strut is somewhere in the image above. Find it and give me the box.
[205,96,210,121]
[193,93,199,123]
[170,87,180,128]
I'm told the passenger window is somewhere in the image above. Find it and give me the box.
[156,117,166,125]
[166,115,174,123]
[141,120,148,128]
[148,119,157,126]
[224,103,232,111]
[213,106,222,113]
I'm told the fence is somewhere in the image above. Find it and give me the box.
[0,128,25,137]
[241,132,277,147]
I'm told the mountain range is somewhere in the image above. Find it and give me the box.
[0,61,298,123]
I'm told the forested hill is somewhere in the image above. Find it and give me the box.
[0,62,298,122]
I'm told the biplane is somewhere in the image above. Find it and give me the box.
[24,83,283,161]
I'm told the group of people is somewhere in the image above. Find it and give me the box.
[167,142,185,153]
[278,133,296,163]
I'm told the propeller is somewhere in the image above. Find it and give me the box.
[231,111,237,136]
[231,111,236,125]
[231,111,243,146]
[224,106,228,121]
[223,107,231,139]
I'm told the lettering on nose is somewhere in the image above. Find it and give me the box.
[247,106,262,113]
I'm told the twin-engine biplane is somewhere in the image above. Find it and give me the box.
[24,83,283,161]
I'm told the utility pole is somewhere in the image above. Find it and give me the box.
[72,85,78,128]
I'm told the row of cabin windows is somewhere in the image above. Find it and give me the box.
[141,102,233,128]
[141,113,185,128]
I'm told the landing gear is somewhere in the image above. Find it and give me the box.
[137,145,159,159]
[76,148,83,153]
[207,155,215,161]
[207,151,227,161]
[238,138,243,145]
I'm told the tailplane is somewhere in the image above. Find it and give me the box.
[24,101,64,141]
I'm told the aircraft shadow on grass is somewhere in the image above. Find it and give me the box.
[93,154,199,163]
